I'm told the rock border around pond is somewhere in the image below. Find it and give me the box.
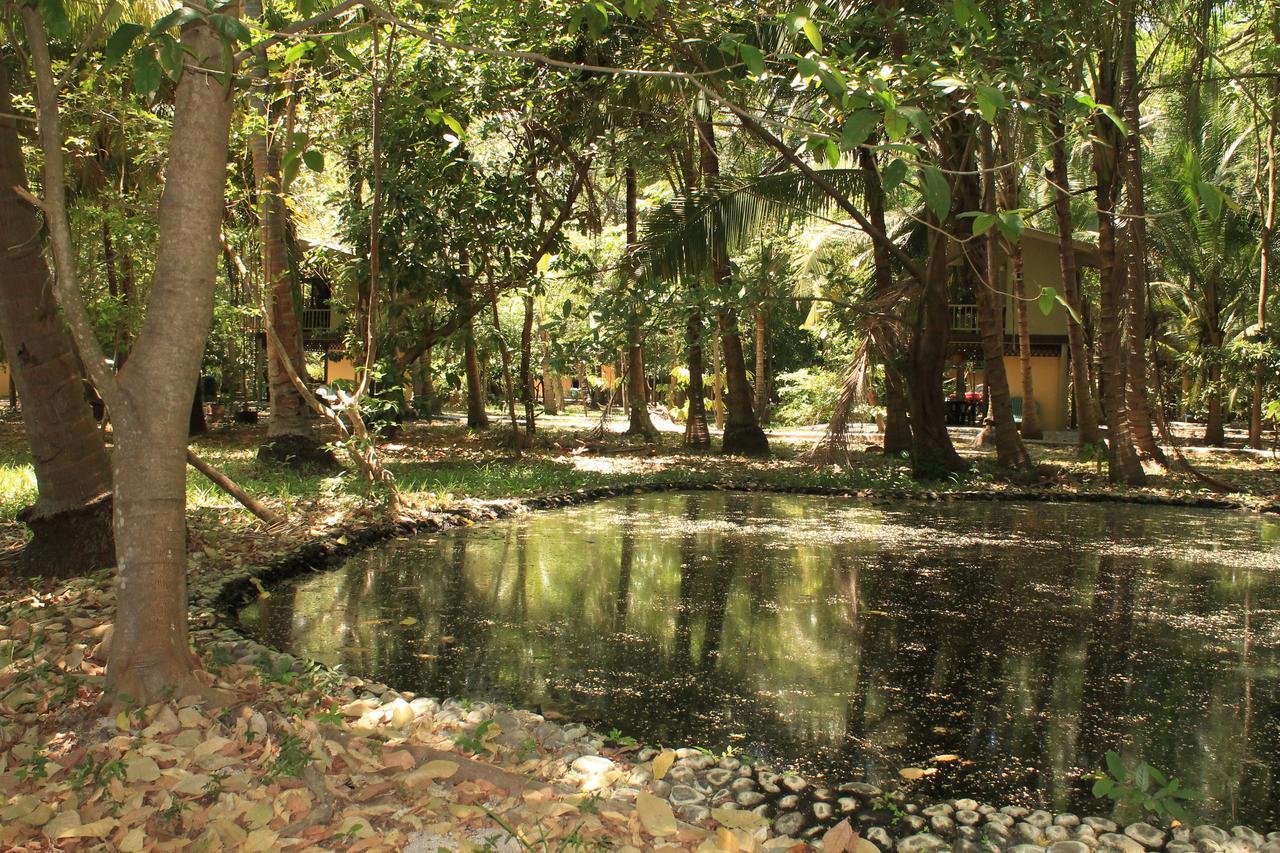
[201,482,1280,849]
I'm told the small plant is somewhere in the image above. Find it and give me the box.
[262,732,316,782]
[605,728,637,748]
[1092,751,1191,823]
[453,719,493,755]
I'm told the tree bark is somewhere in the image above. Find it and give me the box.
[1010,243,1043,439]
[1250,18,1278,448]
[245,0,325,468]
[684,311,711,449]
[1049,120,1102,453]
[908,231,966,475]
[23,9,238,702]
[695,113,768,456]
[753,307,768,424]
[623,166,657,439]
[1092,27,1147,484]
[539,322,559,415]
[0,64,114,577]
[520,293,535,434]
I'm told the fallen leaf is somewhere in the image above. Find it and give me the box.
[399,617,418,626]
[125,756,161,783]
[711,807,766,831]
[636,793,677,837]
[404,759,459,786]
[929,754,960,763]
[652,749,676,780]
[898,766,936,780]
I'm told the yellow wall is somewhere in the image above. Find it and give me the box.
[326,354,356,384]
[998,238,1072,337]
[970,349,1069,432]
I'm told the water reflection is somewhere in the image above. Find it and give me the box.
[239,493,1280,824]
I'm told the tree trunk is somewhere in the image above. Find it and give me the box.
[489,280,522,450]
[623,165,657,439]
[1093,37,1147,484]
[539,323,558,415]
[1250,26,1278,448]
[859,146,913,454]
[712,338,724,430]
[753,308,768,424]
[1049,121,1102,453]
[0,65,114,577]
[246,0,326,470]
[695,113,767,456]
[20,11,238,702]
[1010,243,1043,439]
[684,311,711,449]
[908,231,965,475]
[1204,329,1227,446]
[974,128,1032,470]
[1120,29,1167,465]
[520,293,535,434]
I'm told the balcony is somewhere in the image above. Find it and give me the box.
[301,306,338,341]
[950,304,979,332]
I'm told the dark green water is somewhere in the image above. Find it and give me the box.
[238,492,1280,825]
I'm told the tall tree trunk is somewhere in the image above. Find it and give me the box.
[489,279,522,451]
[1049,120,1102,453]
[539,322,559,415]
[712,338,723,430]
[684,312,711,449]
[859,147,913,454]
[695,113,768,456]
[1093,30,1147,484]
[974,128,1032,470]
[0,65,113,576]
[1203,327,1226,446]
[753,307,768,423]
[1010,244,1043,439]
[520,293,535,434]
[908,231,965,475]
[1120,29,1167,465]
[623,166,657,439]
[25,9,237,702]
[1250,20,1278,448]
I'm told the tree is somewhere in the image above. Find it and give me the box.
[0,64,113,576]
[22,5,237,702]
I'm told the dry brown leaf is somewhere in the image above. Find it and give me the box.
[711,807,766,831]
[652,749,676,780]
[636,793,677,837]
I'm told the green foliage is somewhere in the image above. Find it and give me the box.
[1092,751,1192,823]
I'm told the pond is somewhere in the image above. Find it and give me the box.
[238,491,1280,826]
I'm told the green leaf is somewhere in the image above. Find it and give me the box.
[131,48,162,97]
[1134,763,1150,792]
[442,114,464,135]
[39,0,71,40]
[302,149,324,172]
[1105,751,1126,781]
[840,110,877,151]
[1092,778,1114,798]
[150,7,201,36]
[105,23,145,66]
[207,13,252,44]
[882,158,908,192]
[884,109,908,141]
[796,56,819,78]
[739,43,764,76]
[975,84,1005,122]
[920,165,951,219]
[824,139,839,168]
[1197,180,1224,219]
[997,211,1024,243]
[970,212,997,236]
[1147,765,1168,788]
[898,106,931,137]
[818,69,846,99]
[802,19,823,53]
[157,34,185,81]
[562,299,572,319]
[1038,286,1057,317]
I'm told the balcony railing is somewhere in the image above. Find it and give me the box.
[301,306,332,333]
[950,304,979,332]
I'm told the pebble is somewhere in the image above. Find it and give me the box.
[839,797,860,814]
[814,802,834,821]
[730,777,756,793]
[1086,818,1121,835]
[704,768,733,786]
[952,799,979,812]
[1099,832,1146,853]
[1045,826,1072,842]
[570,755,613,775]
[1027,811,1054,829]
[1235,829,1267,849]
[930,815,955,836]
[1057,814,1083,829]
[896,833,948,853]
[678,803,710,823]
[774,811,805,837]
[955,810,982,827]
[669,784,704,805]
[1015,821,1045,844]
[1196,828,1232,846]
[844,782,883,797]
[778,794,801,810]
[1168,845,1198,853]
[1223,841,1256,853]
[782,775,809,794]
[1125,822,1168,849]
[1051,844,1093,853]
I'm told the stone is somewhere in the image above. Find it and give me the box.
[1086,818,1120,835]
[1099,832,1146,853]
[955,810,982,827]
[774,812,805,838]
[844,782,883,797]
[978,804,997,816]
[930,815,956,837]
[1260,845,1280,853]
[866,827,895,851]
[670,785,705,806]
[984,823,1011,844]
[1015,822,1045,844]
[685,754,715,771]
[1027,811,1055,829]
[1168,845,1198,853]
[814,787,836,801]
[952,841,982,853]
[1224,841,1257,853]
[1233,829,1266,849]
[668,766,697,786]
[814,802,834,821]
[779,794,801,810]
[925,804,956,818]
[1057,815,1083,829]
[718,756,741,771]
[1195,829,1231,846]
[570,755,614,776]
[1199,842,1224,853]
[899,815,927,834]
[839,797,860,814]
[1002,806,1032,819]
[1011,846,1048,853]
[1051,843,1093,853]
[710,789,735,807]
[952,799,979,812]
[1125,822,1168,849]
[730,777,757,793]
[987,813,1016,829]
[1045,826,1072,842]
[896,834,949,853]
[705,768,733,787]
[1268,836,1280,845]
[782,775,809,794]
[650,780,672,798]
[678,804,710,824]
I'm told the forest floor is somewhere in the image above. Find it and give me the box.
[1,413,1278,852]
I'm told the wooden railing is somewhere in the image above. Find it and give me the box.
[950,304,979,332]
